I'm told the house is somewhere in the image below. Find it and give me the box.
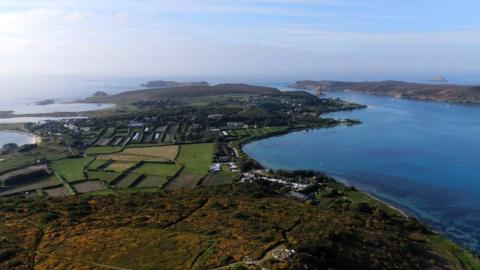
[289,191,308,201]
[210,163,221,173]
[227,122,243,128]
[128,121,145,128]
[208,114,223,120]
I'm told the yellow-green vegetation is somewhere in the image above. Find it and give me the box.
[85,146,123,155]
[343,190,403,217]
[427,235,480,270]
[0,183,478,270]
[105,161,136,173]
[132,162,182,177]
[51,157,94,181]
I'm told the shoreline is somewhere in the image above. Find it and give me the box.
[0,129,42,146]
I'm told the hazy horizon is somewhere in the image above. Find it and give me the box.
[1,1,480,80]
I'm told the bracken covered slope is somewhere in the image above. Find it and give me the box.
[1,183,478,270]
[82,84,280,104]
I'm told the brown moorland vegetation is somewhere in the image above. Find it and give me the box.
[0,182,478,270]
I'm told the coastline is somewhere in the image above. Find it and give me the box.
[294,87,480,106]
[0,129,42,146]
[238,119,452,244]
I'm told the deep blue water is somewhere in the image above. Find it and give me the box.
[244,91,480,252]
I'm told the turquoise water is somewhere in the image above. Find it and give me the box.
[0,131,36,148]
[244,91,480,252]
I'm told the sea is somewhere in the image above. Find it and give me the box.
[1,76,480,252]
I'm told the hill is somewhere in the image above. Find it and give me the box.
[1,182,479,270]
[141,80,209,88]
[82,84,280,104]
[290,80,480,104]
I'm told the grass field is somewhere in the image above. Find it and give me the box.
[103,127,116,137]
[176,143,214,176]
[86,171,122,184]
[105,161,137,173]
[121,145,179,160]
[87,159,109,170]
[135,175,168,188]
[86,146,123,155]
[51,157,94,181]
[97,154,148,162]
[0,154,38,175]
[115,173,143,188]
[203,172,238,187]
[72,180,107,194]
[166,143,214,188]
[132,163,182,177]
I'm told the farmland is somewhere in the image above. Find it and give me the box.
[132,162,182,177]
[0,83,478,269]
[105,161,136,172]
[121,145,179,160]
[51,157,94,181]
[165,143,214,188]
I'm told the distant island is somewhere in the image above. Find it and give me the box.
[141,80,209,88]
[430,76,448,83]
[290,80,480,104]
[35,99,55,105]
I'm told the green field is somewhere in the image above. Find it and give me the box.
[105,161,137,173]
[135,175,168,188]
[51,157,94,181]
[132,162,182,177]
[209,172,237,186]
[86,146,124,155]
[88,159,109,170]
[0,153,37,174]
[176,143,214,176]
[103,127,116,137]
[115,173,142,188]
[86,171,122,184]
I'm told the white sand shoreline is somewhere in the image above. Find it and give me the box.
[0,130,42,146]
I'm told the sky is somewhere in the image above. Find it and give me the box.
[1,0,480,81]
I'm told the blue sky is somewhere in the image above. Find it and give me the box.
[1,0,480,81]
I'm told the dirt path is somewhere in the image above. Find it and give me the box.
[162,197,211,230]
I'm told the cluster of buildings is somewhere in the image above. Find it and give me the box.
[241,172,308,191]
[209,162,239,173]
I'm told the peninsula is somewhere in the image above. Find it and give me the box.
[0,83,478,269]
[290,80,480,104]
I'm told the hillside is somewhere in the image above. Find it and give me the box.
[1,182,479,270]
[290,80,480,104]
[141,80,210,88]
[82,84,280,104]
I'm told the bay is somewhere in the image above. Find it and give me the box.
[243,90,480,252]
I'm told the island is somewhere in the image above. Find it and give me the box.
[0,83,478,269]
[290,80,480,104]
[35,99,55,105]
[141,80,210,88]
